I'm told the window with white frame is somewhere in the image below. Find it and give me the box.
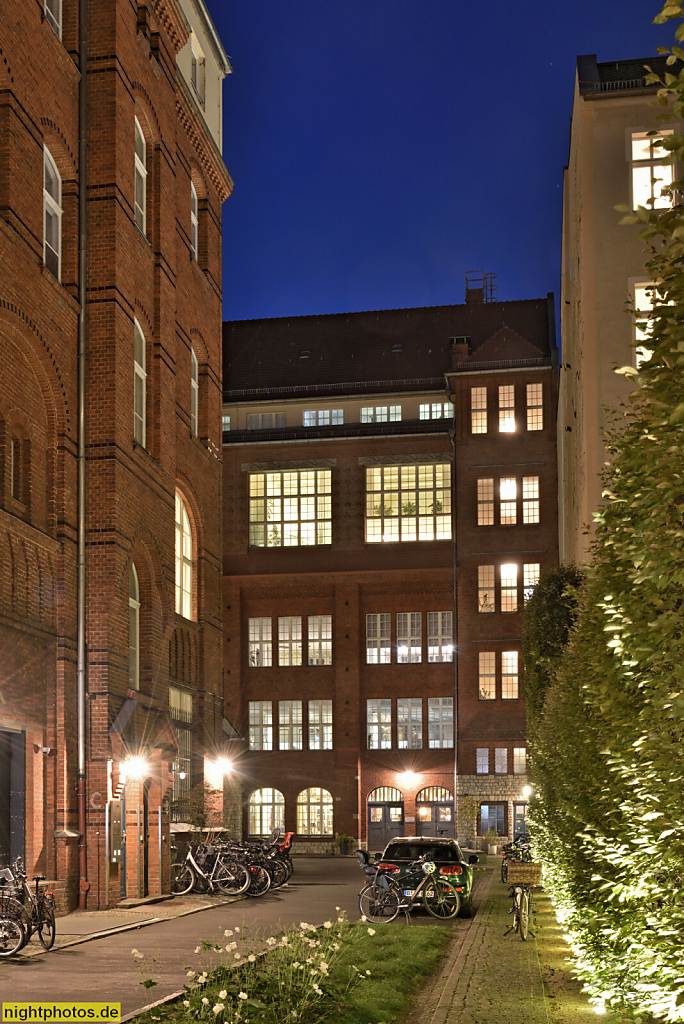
[477,478,494,526]
[397,698,422,749]
[248,787,283,835]
[501,651,519,699]
[419,402,452,420]
[169,686,192,821]
[513,747,527,775]
[278,616,302,666]
[397,612,421,663]
[43,147,62,279]
[303,409,343,426]
[128,564,140,691]
[366,613,391,664]
[190,35,206,105]
[361,406,401,423]
[248,617,272,667]
[526,383,543,431]
[500,564,518,613]
[471,387,487,434]
[175,491,193,619]
[476,748,489,774]
[296,788,333,835]
[248,702,273,751]
[222,414,231,432]
[522,476,539,524]
[308,615,332,665]
[478,565,495,613]
[428,697,453,748]
[249,469,331,547]
[499,477,517,525]
[367,698,391,749]
[634,282,656,367]
[427,611,453,662]
[631,129,674,210]
[478,651,496,700]
[278,700,303,750]
[308,699,333,750]
[190,182,198,260]
[495,747,508,774]
[134,319,147,446]
[523,563,540,603]
[44,0,61,36]
[498,385,515,432]
[134,117,147,234]
[246,413,286,430]
[366,463,451,543]
[190,348,198,437]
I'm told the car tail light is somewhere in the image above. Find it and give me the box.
[378,863,400,873]
[439,865,462,876]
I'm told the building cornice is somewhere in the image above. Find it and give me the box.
[150,0,190,55]
[176,75,233,201]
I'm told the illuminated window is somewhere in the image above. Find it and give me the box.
[134,117,147,234]
[478,565,495,613]
[248,617,272,667]
[308,700,333,750]
[397,612,421,664]
[513,747,527,775]
[366,463,451,543]
[134,319,147,446]
[308,615,332,665]
[190,182,198,260]
[128,565,140,691]
[175,492,193,619]
[631,130,674,210]
[303,409,343,426]
[190,348,198,436]
[367,699,391,749]
[477,478,494,526]
[366,613,391,664]
[278,700,303,750]
[495,748,508,774]
[500,564,518,613]
[526,383,543,431]
[471,387,487,434]
[498,386,515,432]
[419,402,452,420]
[478,651,496,700]
[522,477,539,524]
[502,651,519,699]
[248,787,283,835]
[249,469,331,547]
[45,0,61,36]
[296,788,333,835]
[397,698,422,749]
[427,698,453,748]
[248,703,273,751]
[634,282,656,367]
[222,414,231,432]
[43,147,62,279]
[169,687,192,821]
[246,413,286,429]
[476,748,489,774]
[278,616,302,666]
[499,477,517,525]
[361,405,401,423]
[523,563,540,603]
[427,611,453,662]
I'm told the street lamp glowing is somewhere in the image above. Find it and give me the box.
[122,756,149,781]
[398,770,418,785]
[214,757,233,776]
[522,785,532,799]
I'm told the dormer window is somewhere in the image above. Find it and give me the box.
[190,36,206,107]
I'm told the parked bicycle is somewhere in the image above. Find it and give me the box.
[357,850,460,923]
[503,859,542,941]
[171,842,251,897]
[500,834,532,883]
[0,858,56,952]
[0,892,30,957]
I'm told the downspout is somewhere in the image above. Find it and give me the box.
[77,0,88,909]
[449,422,459,838]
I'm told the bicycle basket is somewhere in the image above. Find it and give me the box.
[507,862,543,886]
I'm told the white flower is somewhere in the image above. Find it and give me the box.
[234,926,241,933]
[366,970,371,976]
[202,998,209,1006]
[187,970,196,979]
[320,962,329,975]
[238,992,248,1000]
[335,906,340,911]
[266,937,277,947]
[195,946,202,954]
[247,954,256,963]
[280,937,289,946]
[299,921,309,930]
[313,983,322,996]
[331,943,339,951]
[234,952,242,960]
[131,948,143,959]
[367,927,376,936]
[219,991,227,1000]
[213,1005,225,1014]
[306,957,313,964]
[226,941,237,951]
[183,1001,190,1008]
[224,929,233,937]
[323,920,332,929]
[292,961,301,969]
[360,914,367,922]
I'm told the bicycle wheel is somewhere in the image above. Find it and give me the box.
[0,914,25,957]
[358,883,400,924]
[171,863,195,895]
[519,889,530,941]
[37,902,56,950]
[215,861,250,896]
[245,865,271,897]
[0,896,31,951]
[267,858,288,889]
[501,859,508,884]
[423,878,460,919]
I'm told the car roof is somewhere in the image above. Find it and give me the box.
[385,836,456,844]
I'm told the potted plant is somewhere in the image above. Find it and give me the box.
[484,829,499,855]
[335,833,356,856]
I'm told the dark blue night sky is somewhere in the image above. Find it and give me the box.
[207,1,673,321]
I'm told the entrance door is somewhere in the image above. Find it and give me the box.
[142,780,150,897]
[367,787,404,851]
[416,787,454,839]
[120,790,127,899]
[0,729,25,868]
[513,802,528,837]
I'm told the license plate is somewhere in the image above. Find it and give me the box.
[403,889,415,897]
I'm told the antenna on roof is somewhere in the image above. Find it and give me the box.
[465,271,497,304]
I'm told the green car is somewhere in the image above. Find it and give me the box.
[376,836,479,917]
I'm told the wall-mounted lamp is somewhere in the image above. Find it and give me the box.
[121,755,150,781]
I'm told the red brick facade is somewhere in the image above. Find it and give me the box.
[1,0,231,907]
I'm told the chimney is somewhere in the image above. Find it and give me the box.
[465,270,497,304]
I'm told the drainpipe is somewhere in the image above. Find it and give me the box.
[449,417,459,839]
[77,0,88,910]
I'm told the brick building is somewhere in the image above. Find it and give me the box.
[222,288,558,851]
[0,0,232,908]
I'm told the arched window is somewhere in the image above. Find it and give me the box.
[133,319,147,446]
[128,564,140,690]
[43,147,62,279]
[248,788,284,836]
[367,787,403,803]
[296,788,333,836]
[190,182,198,260]
[134,117,147,234]
[175,491,193,619]
[190,348,198,436]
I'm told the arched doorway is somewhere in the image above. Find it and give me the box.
[416,787,454,838]
[367,787,404,850]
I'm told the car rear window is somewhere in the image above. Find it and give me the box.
[383,843,461,862]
